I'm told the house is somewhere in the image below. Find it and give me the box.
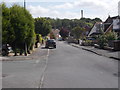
[49,29,60,39]
[88,22,103,37]
[104,16,120,35]
[88,15,120,49]
[88,15,120,37]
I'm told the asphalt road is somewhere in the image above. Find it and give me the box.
[2,47,49,88]
[2,41,118,88]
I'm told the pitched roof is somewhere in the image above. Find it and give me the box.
[104,15,120,33]
[104,15,120,23]
[88,22,103,36]
[104,23,113,34]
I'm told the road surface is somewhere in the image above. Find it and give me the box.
[2,41,118,88]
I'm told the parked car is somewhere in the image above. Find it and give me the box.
[45,39,56,48]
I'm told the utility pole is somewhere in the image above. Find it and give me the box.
[24,0,26,9]
[118,1,120,16]
[24,0,27,56]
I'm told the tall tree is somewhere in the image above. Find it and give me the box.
[59,27,69,40]
[1,3,36,55]
[2,3,14,45]
[34,17,52,37]
[9,4,35,55]
[72,26,85,43]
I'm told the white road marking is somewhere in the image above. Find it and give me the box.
[38,49,50,88]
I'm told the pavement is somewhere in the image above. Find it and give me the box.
[70,43,120,60]
[0,45,48,61]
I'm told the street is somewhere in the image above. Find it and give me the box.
[2,41,118,88]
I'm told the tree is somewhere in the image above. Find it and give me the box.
[59,27,69,40]
[72,26,85,39]
[105,31,117,47]
[10,4,35,55]
[93,18,102,22]
[2,4,36,56]
[43,17,102,34]
[49,32,56,39]
[72,26,85,43]
[2,3,14,45]
[34,17,52,37]
[106,31,117,41]
[97,34,107,49]
[35,34,43,48]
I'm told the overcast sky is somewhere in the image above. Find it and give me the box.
[1,0,120,21]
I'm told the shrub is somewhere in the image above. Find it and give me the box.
[97,34,107,48]
[106,32,117,41]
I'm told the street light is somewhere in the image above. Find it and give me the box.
[23,0,27,56]
[24,0,26,9]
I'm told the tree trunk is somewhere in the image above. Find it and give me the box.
[20,50,23,55]
[78,40,79,44]
[14,49,17,56]
[14,44,17,56]
[24,43,27,56]
[27,50,31,54]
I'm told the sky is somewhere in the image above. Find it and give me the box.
[1,0,120,21]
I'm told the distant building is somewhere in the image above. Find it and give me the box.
[51,29,60,39]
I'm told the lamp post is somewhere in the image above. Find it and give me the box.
[24,0,26,9]
[23,0,27,56]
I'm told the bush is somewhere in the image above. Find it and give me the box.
[97,35,107,48]
[36,34,43,43]
[82,40,92,46]
[2,3,35,56]
[106,32,117,41]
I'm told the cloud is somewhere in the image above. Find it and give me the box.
[14,0,119,20]
[27,5,79,19]
[2,0,77,2]
[51,0,114,11]
[52,3,73,9]
[27,5,60,18]
[28,5,49,15]
[27,6,49,18]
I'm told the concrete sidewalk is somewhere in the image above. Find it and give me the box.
[70,43,120,60]
[0,45,48,61]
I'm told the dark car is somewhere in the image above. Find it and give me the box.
[45,39,56,48]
